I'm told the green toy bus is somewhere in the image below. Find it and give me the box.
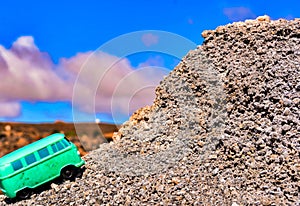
[0,133,85,199]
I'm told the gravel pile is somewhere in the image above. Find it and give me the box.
[1,16,299,205]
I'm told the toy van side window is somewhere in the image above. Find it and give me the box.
[38,147,50,159]
[11,159,23,171]
[51,140,67,153]
[61,139,70,147]
[25,153,37,165]
[51,144,58,153]
[64,137,71,143]
[56,141,64,151]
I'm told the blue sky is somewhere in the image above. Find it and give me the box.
[0,0,299,123]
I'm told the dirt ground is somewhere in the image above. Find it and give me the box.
[0,122,119,157]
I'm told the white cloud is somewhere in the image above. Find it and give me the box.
[0,36,168,119]
[137,55,164,68]
[223,7,256,21]
[0,36,72,103]
[65,51,168,115]
[141,33,159,47]
[0,102,21,117]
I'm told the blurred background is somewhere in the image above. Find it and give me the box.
[0,0,299,124]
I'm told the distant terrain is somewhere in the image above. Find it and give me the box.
[0,122,119,157]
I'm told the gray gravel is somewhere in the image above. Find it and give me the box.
[1,16,299,205]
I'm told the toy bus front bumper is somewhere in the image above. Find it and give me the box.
[0,181,5,194]
[0,188,6,194]
[75,159,85,168]
[0,181,16,198]
[0,188,15,199]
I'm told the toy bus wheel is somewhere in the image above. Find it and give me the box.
[17,188,32,199]
[61,166,76,180]
[76,167,83,178]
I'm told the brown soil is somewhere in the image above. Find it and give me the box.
[0,122,119,157]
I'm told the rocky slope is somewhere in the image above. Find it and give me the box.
[1,16,299,205]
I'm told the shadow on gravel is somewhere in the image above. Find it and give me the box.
[3,167,86,204]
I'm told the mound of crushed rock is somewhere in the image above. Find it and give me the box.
[1,16,299,205]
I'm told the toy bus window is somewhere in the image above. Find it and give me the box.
[51,144,58,153]
[38,147,50,159]
[25,153,37,165]
[61,139,70,147]
[64,137,71,143]
[56,141,64,151]
[11,160,23,171]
